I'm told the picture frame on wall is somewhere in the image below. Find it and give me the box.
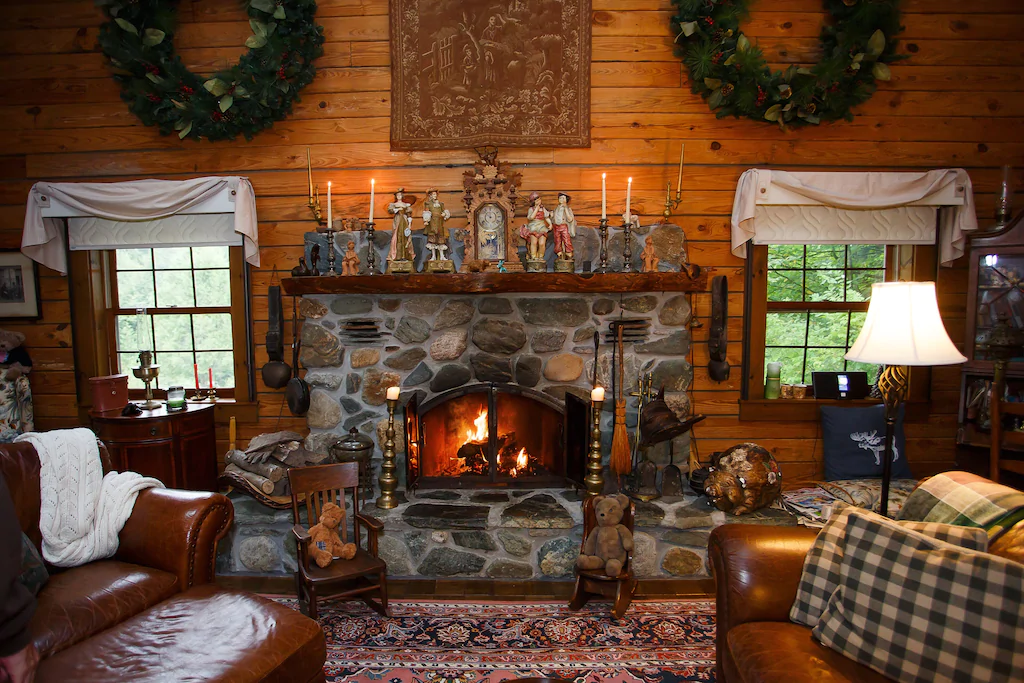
[0,251,40,320]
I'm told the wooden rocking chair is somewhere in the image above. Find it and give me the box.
[567,495,637,620]
[289,462,389,619]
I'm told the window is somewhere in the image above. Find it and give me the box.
[110,246,242,397]
[763,244,886,385]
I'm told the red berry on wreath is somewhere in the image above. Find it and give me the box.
[147,94,161,102]
[212,111,224,122]
[277,67,287,78]
[703,16,714,25]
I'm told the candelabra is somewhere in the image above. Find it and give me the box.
[132,351,161,410]
[585,397,605,497]
[594,218,610,273]
[306,148,325,228]
[622,218,634,273]
[364,221,379,275]
[376,394,400,509]
[662,182,683,220]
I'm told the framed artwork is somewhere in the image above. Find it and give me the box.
[390,0,592,150]
[0,252,40,320]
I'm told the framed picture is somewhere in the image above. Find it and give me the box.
[0,252,40,320]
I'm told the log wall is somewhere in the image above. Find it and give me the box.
[5,0,1023,480]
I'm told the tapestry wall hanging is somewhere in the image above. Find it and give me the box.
[389,0,592,150]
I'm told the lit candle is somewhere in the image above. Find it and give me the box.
[386,386,401,401]
[193,364,200,391]
[326,180,332,229]
[591,386,605,402]
[369,178,375,223]
[601,173,607,220]
[625,176,633,220]
[676,143,684,193]
[209,367,213,390]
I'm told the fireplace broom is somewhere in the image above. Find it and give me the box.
[611,325,631,483]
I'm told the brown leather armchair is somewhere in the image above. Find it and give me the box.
[1,441,327,682]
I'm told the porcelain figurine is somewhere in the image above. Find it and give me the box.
[519,192,552,272]
[386,188,416,274]
[551,192,577,272]
[341,242,360,275]
[641,242,659,273]
[422,188,455,273]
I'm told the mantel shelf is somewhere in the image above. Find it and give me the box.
[281,271,708,296]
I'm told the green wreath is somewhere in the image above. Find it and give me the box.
[670,0,903,128]
[97,0,324,141]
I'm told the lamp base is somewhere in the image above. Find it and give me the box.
[877,364,909,517]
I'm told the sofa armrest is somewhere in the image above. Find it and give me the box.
[115,488,233,589]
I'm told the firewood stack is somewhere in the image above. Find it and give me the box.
[219,431,333,508]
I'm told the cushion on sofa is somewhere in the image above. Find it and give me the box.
[814,508,1024,683]
[30,560,179,658]
[820,404,911,480]
[789,503,989,627]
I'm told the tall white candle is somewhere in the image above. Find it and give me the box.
[327,181,332,228]
[369,178,375,223]
[625,177,632,219]
[601,173,607,220]
[676,143,684,192]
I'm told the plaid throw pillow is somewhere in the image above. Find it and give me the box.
[789,503,989,627]
[814,508,1024,683]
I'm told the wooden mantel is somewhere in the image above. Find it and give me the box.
[280,271,708,296]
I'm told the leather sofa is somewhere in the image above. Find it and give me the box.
[1,441,327,682]
[708,480,1024,683]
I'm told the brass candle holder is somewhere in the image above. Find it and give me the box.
[376,394,400,509]
[585,397,605,496]
[594,218,610,273]
[662,182,683,220]
[306,148,326,228]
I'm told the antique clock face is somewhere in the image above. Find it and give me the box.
[475,203,507,261]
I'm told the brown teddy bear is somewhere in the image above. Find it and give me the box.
[307,501,356,568]
[577,493,634,578]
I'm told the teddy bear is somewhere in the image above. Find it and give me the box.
[306,501,356,568]
[0,330,31,381]
[577,493,634,578]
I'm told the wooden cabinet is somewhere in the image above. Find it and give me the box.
[91,403,217,491]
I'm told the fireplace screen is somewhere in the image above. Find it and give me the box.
[405,384,585,489]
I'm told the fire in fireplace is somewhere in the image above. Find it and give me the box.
[405,383,589,490]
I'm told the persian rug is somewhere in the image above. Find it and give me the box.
[285,598,716,682]
[389,0,591,150]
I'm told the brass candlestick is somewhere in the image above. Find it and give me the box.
[585,398,605,496]
[662,182,683,220]
[595,218,610,273]
[376,396,399,509]
[306,148,325,228]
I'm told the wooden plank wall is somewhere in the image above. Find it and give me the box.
[4,0,1023,480]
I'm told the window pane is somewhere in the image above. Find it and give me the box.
[116,315,139,353]
[766,312,807,347]
[116,249,152,270]
[847,269,884,302]
[847,360,880,381]
[196,351,235,389]
[155,271,195,307]
[768,270,803,302]
[849,312,867,345]
[194,269,231,307]
[116,271,155,308]
[805,270,846,302]
[767,245,803,270]
[805,245,845,270]
[807,312,850,347]
[154,351,196,390]
[848,244,885,269]
[118,353,146,389]
[765,347,805,385]
[193,313,233,351]
[192,246,230,268]
[806,347,848,375]
[153,247,192,270]
[153,314,193,351]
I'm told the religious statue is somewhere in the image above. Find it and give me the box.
[341,242,360,276]
[519,192,552,272]
[422,188,455,273]
[386,188,416,274]
[641,242,659,273]
[551,192,577,273]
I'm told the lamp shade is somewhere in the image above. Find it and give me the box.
[845,282,967,366]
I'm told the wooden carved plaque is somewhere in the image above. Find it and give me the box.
[390,0,592,150]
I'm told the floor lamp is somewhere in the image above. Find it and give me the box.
[845,282,967,517]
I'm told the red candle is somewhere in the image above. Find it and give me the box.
[193,364,200,391]
[209,367,213,390]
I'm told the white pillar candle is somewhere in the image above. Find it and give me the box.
[386,386,401,401]
[327,181,332,228]
[591,386,605,402]
[625,177,632,220]
[601,173,607,220]
[369,178,375,223]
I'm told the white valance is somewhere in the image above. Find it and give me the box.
[730,169,977,267]
[22,176,260,275]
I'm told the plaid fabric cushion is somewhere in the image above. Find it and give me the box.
[814,508,1024,683]
[789,503,989,627]
[897,471,1024,542]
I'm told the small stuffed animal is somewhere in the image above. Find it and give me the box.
[0,330,31,381]
[577,493,634,577]
[307,501,356,568]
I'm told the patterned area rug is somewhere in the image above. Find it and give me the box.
[286,599,716,682]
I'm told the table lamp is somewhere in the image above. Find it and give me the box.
[845,282,966,516]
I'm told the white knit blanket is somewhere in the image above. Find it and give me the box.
[17,428,164,567]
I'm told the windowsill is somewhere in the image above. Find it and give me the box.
[739,398,929,422]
